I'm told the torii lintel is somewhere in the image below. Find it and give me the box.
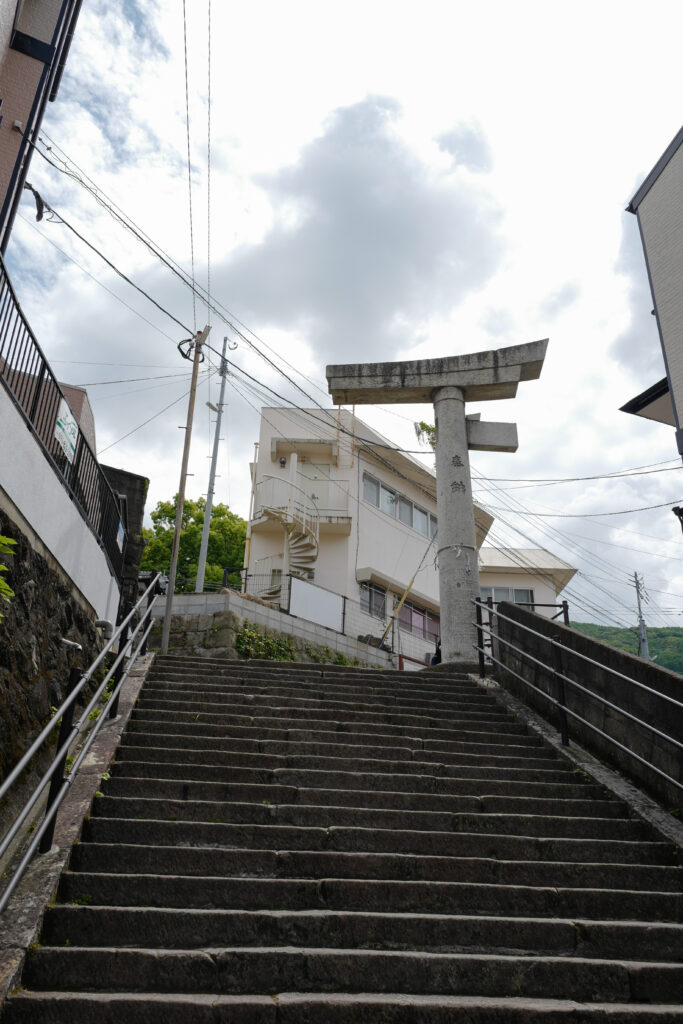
[326,339,549,406]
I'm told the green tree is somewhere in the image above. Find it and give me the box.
[140,496,247,592]
[0,535,16,619]
[416,421,436,449]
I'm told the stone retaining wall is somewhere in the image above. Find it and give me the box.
[491,601,683,812]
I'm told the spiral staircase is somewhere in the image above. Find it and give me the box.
[250,476,320,605]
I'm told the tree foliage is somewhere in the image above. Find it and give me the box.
[571,621,683,675]
[140,496,247,592]
[0,535,16,619]
[416,421,436,450]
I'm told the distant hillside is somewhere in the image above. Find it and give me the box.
[570,622,683,676]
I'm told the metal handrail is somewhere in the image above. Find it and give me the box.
[472,597,683,793]
[0,255,125,577]
[475,598,683,711]
[0,572,161,914]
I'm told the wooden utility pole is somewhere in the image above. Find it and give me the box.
[161,324,211,654]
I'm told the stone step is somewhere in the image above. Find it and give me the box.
[40,906,683,961]
[110,746,592,784]
[90,795,647,841]
[125,716,544,753]
[6,992,683,1024]
[119,733,562,769]
[135,696,519,727]
[22,946,683,1002]
[108,760,611,799]
[141,677,498,704]
[57,870,683,921]
[102,775,628,818]
[140,688,501,720]
[68,843,683,893]
[82,817,676,864]
[131,704,531,736]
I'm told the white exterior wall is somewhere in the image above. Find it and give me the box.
[0,385,120,620]
[479,569,558,614]
[247,407,574,656]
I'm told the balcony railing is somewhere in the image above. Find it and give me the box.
[0,255,124,578]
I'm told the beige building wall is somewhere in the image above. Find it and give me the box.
[247,408,576,662]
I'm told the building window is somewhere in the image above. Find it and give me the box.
[363,474,379,506]
[360,582,386,619]
[397,598,440,640]
[480,586,535,610]
[380,484,396,517]
[362,472,437,540]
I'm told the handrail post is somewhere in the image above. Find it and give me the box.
[475,600,485,678]
[551,634,569,745]
[561,600,569,626]
[108,609,131,719]
[38,665,80,854]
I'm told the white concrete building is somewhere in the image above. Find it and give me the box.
[621,125,683,457]
[245,408,576,664]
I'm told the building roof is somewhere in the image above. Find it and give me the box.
[627,125,683,214]
[479,546,577,594]
[620,377,675,427]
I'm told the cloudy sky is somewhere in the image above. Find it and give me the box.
[6,0,683,629]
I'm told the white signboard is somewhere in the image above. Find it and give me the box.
[54,398,78,464]
[289,576,344,632]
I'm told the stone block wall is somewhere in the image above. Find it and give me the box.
[0,506,104,837]
[150,591,395,669]
[491,602,683,812]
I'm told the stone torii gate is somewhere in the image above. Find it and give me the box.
[326,339,548,666]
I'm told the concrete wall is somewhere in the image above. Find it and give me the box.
[151,590,396,669]
[491,602,683,812]
[0,385,120,620]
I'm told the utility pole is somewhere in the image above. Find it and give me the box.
[196,336,228,593]
[633,571,651,661]
[161,324,211,654]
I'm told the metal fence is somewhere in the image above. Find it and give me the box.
[0,573,161,914]
[0,256,124,578]
[472,597,683,800]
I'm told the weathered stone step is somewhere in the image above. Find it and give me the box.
[82,817,676,864]
[22,945,683,1002]
[110,759,599,796]
[120,733,562,769]
[90,795,646,841]
[143,670,483,694]
[7,991,683,1024]
[134,698,521,731]
[131,705,530,737]
[40,906,683,961]
[140,691,515,716]
[147,660,472,687]
[102,775,627,818]
[126,716,543,753]
[9,991,683,1024]
[141,675,491,700]
[138,692,506,724]
[69,843,683,893]
[57,870,683,921]
[110,746,589,784]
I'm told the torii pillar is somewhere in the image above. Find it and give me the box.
[326,339,548,666]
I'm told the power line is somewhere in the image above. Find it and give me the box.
[97,370,213,455]
[182,0,197,332]
[18,213,177,342]
[481,498,683,518]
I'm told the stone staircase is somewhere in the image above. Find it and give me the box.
[3,655,682,1021]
